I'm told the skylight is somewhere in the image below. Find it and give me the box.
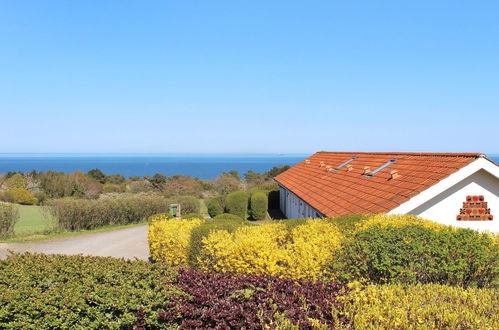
[365,159,397,177]
[334,157,357,170]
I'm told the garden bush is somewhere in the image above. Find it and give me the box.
[334,225,499,287]
[4,187,38,205]
[354,213,449,233]
[158,268,350,329]
[249,191,268,220]
[0,202,19,236]
[225,191,248,219]
[213,213,243,221]
[344,283,499,329]
[48,195,168,231]
[207,196,224,218]
[182,213,205,219]
[199,219,343,280]
[148,217,204,265]
[165,195,200,215]
[0,253,180,329]
[188,216,247,268]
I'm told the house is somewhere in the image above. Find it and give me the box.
[274,152,499,233]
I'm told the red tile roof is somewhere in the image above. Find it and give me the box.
[274,152,487,217]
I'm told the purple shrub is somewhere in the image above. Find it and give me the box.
[158,268,351,329]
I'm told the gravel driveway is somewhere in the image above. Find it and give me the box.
[0,225,149,260]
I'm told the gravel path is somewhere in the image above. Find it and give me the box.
[0,225,149,260]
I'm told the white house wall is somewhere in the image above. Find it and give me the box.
[279,186,322,219]
[404,169,499,233]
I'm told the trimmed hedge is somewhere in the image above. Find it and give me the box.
[207,196,224,218]
[334,225,499,287]
[225,191,248,219]
[0,202,19,236]
[345,283,499,329]
[0,253,180,329]
[182,213,205,220]
[159,268,351,328]
[48,195,168,231]
[249,191,268,220]
[188,216,247,268]
[213,213,244,221]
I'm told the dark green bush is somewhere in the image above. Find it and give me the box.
[0,202,19,236]
[334,225,499,287]
[48,195,168,231]
[166,195,200,215]
[250,191,268,220]
[0,253,180,329]
[182,213,205,220]
[225,191,249,219]
[188,216,246,267]
[207,196,224,218]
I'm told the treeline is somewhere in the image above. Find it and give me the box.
[0,166,289,206]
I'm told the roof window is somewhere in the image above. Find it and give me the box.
[365,158,397,177]
[334,157,357,170]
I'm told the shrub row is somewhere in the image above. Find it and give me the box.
[149,214,498,287]
[344,283,499,329]
[48,195,169,231]
[0,202,19,236]
[159,268,351,329]
[0,253,179,329]
[165,195,200,215]
[2,254,497,329]
[208,189,272,220]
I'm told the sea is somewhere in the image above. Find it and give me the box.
[0,153,497,180]
[0,153,309,180]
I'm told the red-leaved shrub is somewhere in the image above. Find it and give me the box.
[158,268,351,329]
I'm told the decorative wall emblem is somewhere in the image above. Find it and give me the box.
[457,195,493,221]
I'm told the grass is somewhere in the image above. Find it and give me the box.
[14,205,55,235]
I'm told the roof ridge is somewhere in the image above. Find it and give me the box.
[317,151,483,158]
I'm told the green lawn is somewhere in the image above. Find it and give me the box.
[14,205,56,235]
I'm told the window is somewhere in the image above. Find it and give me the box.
[365,159,397,177]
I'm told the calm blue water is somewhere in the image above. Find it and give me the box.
[0,153,497,180]
[0,154,308,180]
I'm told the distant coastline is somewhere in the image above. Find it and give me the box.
[0,153,497,180]
[0,153,309,180]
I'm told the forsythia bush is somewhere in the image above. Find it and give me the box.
[344,284,499,329]
[148,217,204,265]
[199,219,343,280]
[354,213,449,233]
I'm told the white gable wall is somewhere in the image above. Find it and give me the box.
[279,185,322,219]
[401,169,499,232]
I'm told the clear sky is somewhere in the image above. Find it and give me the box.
[1,1,498,154]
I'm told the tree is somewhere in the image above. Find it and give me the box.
[265,166,290,178]
[5,173,26,189]
[163,175,204,198]
[213,173,242,195]
[147,173,167,190]
[87,169,106,184]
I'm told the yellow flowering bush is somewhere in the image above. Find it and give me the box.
[199,219,343,280]
[148,217,204,265]
[354,213,449,233]
[148,213,171,224]
[343,284,499,329]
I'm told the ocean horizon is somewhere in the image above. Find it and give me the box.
[0,153,497,180]
[0,153,310,180]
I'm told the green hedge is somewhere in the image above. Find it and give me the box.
[334,225,499,287]
[213,213,244,221]
[48,195,168,231]
[0,253,180,329]
[207,196,224,218]
[225,191,249,219]
[0,202,19,236]
[249,191,268,220]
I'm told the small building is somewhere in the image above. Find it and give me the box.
[274,152,499,233]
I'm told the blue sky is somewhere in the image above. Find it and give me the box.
[1,1,498,154]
